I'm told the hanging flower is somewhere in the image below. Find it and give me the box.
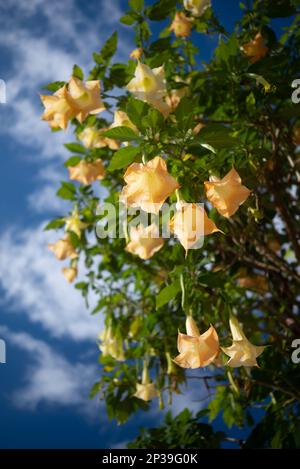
[241,33,268,64]
[64,208,87,237]
[40,85,76,130]
[126,223,164,260]
[78,126,119,150]
[99,325,125,361]
[130,48,143,60]
[66,77,106,123]
[62,266,78,283]
[68,159,105,185]
[174,316,220,368]
[222,315,266,367]
[134,362,159,402]
[166,87,189,112]
[204,167,251,218]
[170,12,193,38]
[170,201,220,252]
[183,0,211,17]
[111,110,138,133]
[48,236,77,260]
[121,156,179,215]
[126,62,169,116]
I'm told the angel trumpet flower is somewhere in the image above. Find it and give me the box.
[241,32,268,64]
[222,315,266,367]
[183,0,211,17]
[99,325,125,361]
[62,266,78,283]
[174,316,220,368]
[170,201,221,252]
[78,126,119,150]
[134,362,159,401]
[68,159,106,185]
[126,62,169,116]
[48,236,77,260]
[204,167,251,218]
[126,223,164,260]
[64,209,87,237]
[40,85,75,130]
[121,156,179,214]
[170,12,193,38]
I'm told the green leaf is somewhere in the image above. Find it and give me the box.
[56,182,77,200]
[101,31,118,61]
[44,218,65,231]
[42,81,65,92]
[175,97,194,128]
[64,156,82,167]
[142,108,164,131]
[146,0,177,20]
[72,64,84,80]
[126,98,151,129]
[156,280,181,310]
[109,146,140,171]
[120,14,136,25]
[197,125,239,149]
[64,142,86,154]
[129,0,144,12]
[103,126,139,141]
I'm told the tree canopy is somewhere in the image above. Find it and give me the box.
[41,0,300,449]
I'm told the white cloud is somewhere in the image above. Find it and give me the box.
[0,326,99,414]
[0,225,101,341]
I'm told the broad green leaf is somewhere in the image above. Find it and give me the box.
[64,142,86,154]
[64,156,82,167]
[109,146,140,171]
[72,64,84,80]
[129,0,144,12]
[103,126,139,141]
[101,31,118,61]
[197,125,239,149]
[44,218,65,231]
[126,98,151,128]
[156,280,181,310]
[42,81,65,92]
[56,182,76,200]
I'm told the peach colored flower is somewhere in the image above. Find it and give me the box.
[40,85,76,130]
[134,362,159,401]
[204,167,251,218]
[170,12,193,38]
[222,315,266,367]
[170,201,220,252]
[121,156,179,214]
[126,223,164,260]
[130,48,143,60]
[66,77,106,123]
[241,33,268,64]
[174,316,220,368]
[62,266,78,283]
[78,126,119,150]
[68,159,105,185]
[166,87,189,112]
[126,62,169,116]
[48,236,77,260]
[111,110,138,133]
[99,325,125,361]
[184,0,211,17]
[64,209,87,237]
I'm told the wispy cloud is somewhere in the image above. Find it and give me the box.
[0,225,101,341]
[0,325,99,415]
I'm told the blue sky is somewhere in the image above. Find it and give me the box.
[0,0,286,449]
